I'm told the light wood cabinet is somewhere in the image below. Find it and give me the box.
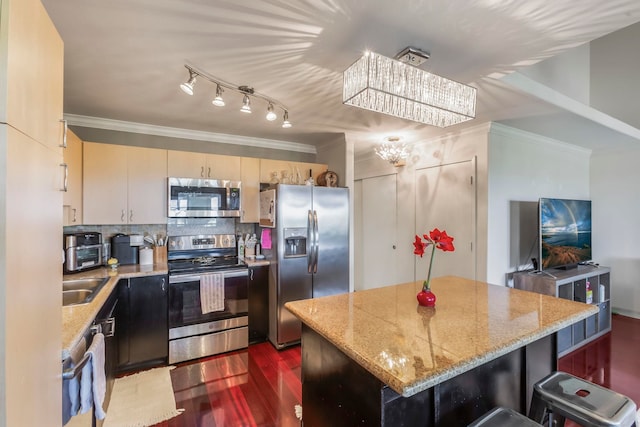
[83,142,168,224]
[0,0,64,423]
[240,157,260,223]
[259,159,328,184]
[0,0,64,151]
[168,150,241,180]
[63,129,83,225]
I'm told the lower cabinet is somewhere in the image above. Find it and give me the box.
[116,274,168,373]
[248,266,269,344]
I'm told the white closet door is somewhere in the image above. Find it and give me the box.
[357,174,399,290]
[415,160,476,281]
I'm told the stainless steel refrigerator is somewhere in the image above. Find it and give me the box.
[264,184,349,349]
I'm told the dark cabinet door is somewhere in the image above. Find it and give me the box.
[249,266,269,344]
[117,274,168,373]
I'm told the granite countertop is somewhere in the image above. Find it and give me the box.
[284,276,598,398]
[62,263,168,359]
[243,258,270,267]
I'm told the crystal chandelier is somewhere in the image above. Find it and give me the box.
[343,48,477,127]
[375,136,410,165]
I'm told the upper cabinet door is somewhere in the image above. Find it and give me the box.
[167,150,204,179]
[127,146,167,224]
[62,130,83,225]
[83,142,128,224]
[240,157,260,223]
[0,0,64,151]
[205,154,241,181]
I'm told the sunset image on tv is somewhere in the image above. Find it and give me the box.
[540,198,592,269]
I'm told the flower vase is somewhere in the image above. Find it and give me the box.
[417,287,436,307]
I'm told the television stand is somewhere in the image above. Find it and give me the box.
[513,265,611,357]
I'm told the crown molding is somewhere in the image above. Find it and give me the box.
[490,122,592,155]
[64,114,317,154]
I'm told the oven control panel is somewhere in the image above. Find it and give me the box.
[168,234,236,251]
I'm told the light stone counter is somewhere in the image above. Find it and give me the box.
[243,258,270,267]
[285,275,598,398]
[62,263,168,359]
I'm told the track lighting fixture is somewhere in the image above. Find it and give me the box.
[212,84,225,107]
[179,64,292,128]
[180,69,197,95]
[266,103,277,121]
[240,94,252,113]
[282,111,292,128]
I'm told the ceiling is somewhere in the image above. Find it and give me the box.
[41,0,640,156]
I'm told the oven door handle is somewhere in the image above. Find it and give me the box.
[169,269,249,284]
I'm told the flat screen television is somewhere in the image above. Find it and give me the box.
[539,198,592,270]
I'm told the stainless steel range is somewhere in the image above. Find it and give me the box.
[167,234,248,364]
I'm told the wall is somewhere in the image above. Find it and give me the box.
[354,123,490,286]
[591,148,640,318]
[520,43,591,105]
[590,22,640,130]
[70,125,319,162]
[487,123,591,285]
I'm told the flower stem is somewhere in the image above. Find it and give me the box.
[423,244,436,291]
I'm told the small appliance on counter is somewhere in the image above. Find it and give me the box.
[111,234,139,265]
[63,232,104,273]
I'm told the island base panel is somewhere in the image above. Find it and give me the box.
[300,325,556,427]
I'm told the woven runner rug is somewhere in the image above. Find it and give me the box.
[103,366,183,427]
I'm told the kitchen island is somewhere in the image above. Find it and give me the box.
[284,276,598,426]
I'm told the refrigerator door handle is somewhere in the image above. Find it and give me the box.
[307,209,314,273]
[313,210,319,273]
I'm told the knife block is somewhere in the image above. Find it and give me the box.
[153,246,167,264]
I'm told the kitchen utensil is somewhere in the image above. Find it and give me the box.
[144,236,155,245]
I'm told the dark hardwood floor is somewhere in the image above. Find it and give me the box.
[152,342,301,427]
[152,314,638,427]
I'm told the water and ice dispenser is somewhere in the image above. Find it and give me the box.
[283,228,307,257]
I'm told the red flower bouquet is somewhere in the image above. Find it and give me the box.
[413,228,455,306]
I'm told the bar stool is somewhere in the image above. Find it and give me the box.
[468,407,543,427]
[529,372,637,427]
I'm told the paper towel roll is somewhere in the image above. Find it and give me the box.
[139,247,153,265]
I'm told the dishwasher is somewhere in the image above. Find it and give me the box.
[63,290,118,427]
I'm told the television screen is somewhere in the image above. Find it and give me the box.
[539,198,592,270]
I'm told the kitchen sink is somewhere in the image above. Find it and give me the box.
[62,277,109,306]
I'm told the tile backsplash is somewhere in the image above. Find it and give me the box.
[64,218,258,243]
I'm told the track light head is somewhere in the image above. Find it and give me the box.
[240,94,252,113]
[266,103,277,121]
[180,70,197,95]
[282,111,292,128]
[212,84,225,107]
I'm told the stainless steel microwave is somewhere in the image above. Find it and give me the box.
[168,177,241,218]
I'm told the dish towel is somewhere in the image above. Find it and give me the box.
[261,228,272,250]
[80,332,107,420]
[200,273,225,314]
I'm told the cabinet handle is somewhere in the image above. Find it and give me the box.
[250,269,254,281]
[208,167,211,178]
[200,166,205,178]
[129,209,133,222]
[161,278,166,292]
[59,119,68,148]
[60,163,68,192]
[121,209,125,222]
[102,318,116,338]
[72,208,77,223]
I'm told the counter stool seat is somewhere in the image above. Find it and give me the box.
[529,372,637,427]
[468,407,543,427]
